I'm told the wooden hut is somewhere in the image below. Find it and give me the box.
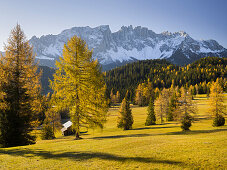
[61,121,75,136]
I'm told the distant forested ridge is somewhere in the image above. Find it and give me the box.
[39,57,226,100]
[105,57,227,101]
[38,66,55,94]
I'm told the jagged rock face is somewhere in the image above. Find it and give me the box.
[29,25,227,68]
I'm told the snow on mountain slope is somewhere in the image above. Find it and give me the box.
[29,25,227,68]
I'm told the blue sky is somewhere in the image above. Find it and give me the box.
[0,0,226,50]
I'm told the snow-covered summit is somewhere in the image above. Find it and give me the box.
[29,25,227,68]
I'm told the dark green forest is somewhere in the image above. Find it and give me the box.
[104,57,227,101]
[39,57,226,102]
[38,66,55,94]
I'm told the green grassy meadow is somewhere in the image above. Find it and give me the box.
[0,94,226,169]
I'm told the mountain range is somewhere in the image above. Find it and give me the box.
[2,25,227,70]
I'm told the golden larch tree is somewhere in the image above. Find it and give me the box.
[154,88,169,124]
[175,87,197,130]
[50,36,108,139]
[209,81,226,126]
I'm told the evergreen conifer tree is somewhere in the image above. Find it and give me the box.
[40,119,55,140]
[145,98,156,125]
[44,108,61,138]
[0,24,41,147]
[117,94,133,130]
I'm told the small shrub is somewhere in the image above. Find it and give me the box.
[213,114,225,127]
[181,115,193,131]
[167,112,174,122]
[41,120,55,140]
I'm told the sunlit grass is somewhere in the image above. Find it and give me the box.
[0,94,226,169]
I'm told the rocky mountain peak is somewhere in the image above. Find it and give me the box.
[27,25,226,69]
[176,31,188,37]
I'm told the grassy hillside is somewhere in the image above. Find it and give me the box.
[0,94,226,169]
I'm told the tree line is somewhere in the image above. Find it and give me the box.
[117,79,226,131]
[105,57,227,102]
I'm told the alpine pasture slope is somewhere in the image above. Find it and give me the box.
[0,94,226,169]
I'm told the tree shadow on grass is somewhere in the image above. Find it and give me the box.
[88,124,178,140]
[90,133,152,140]
[133,125,179,131]
[193,117,211,121]
[0,148,183,165]
[89,128,227,140]
[164,128,227,135]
